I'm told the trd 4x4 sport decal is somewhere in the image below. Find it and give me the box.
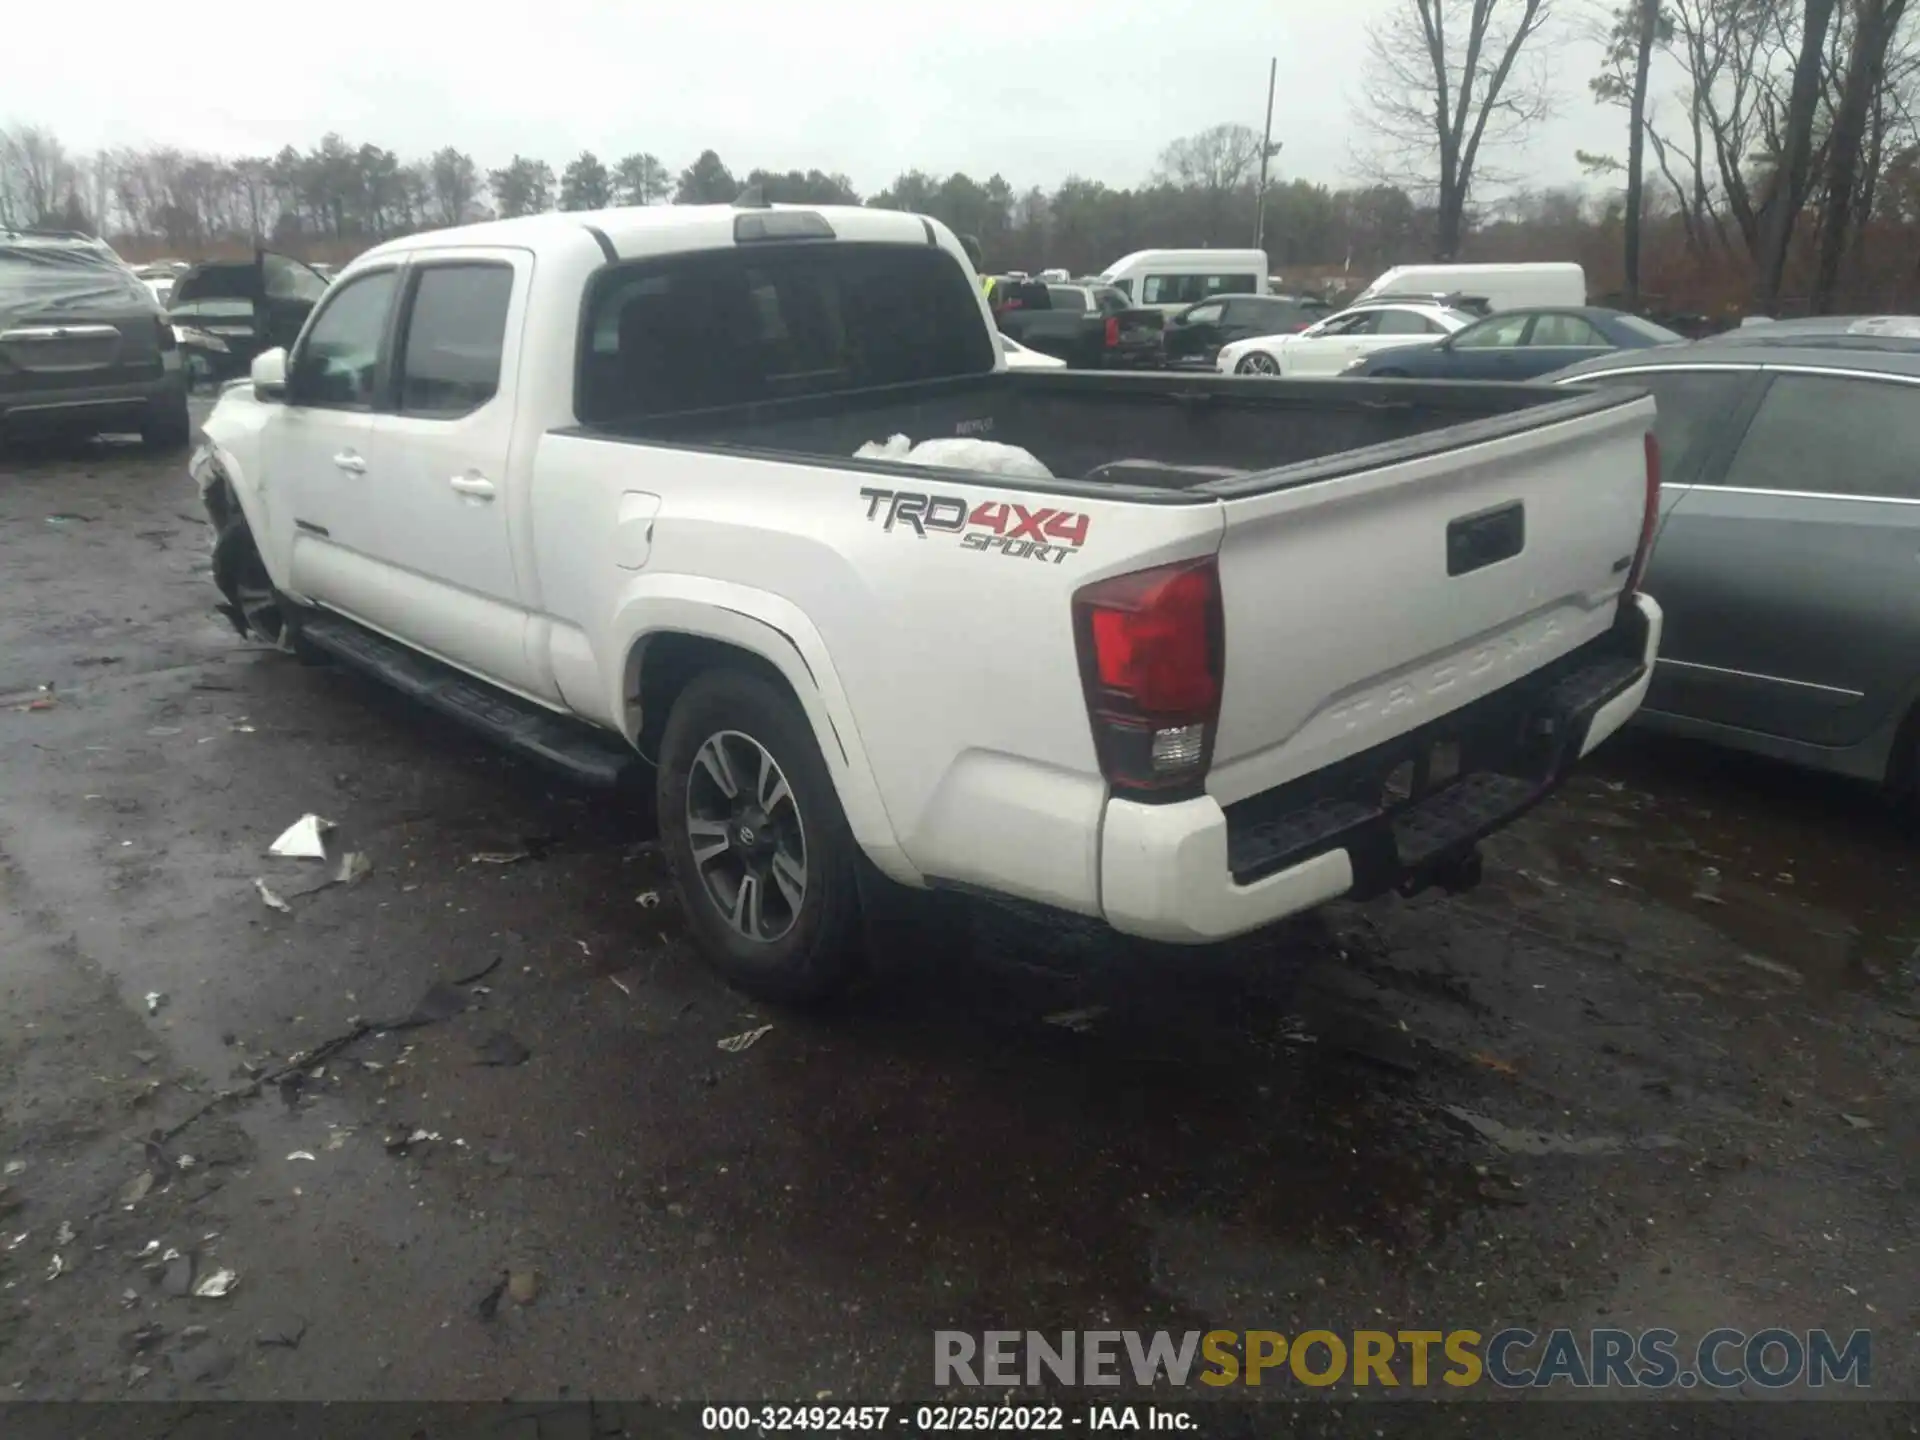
[858,487,1090,564]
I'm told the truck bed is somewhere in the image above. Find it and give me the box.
[582,369,1634,501]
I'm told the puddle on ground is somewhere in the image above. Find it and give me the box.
[1527,736,1918,999]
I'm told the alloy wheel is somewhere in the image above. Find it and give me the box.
[685,729,809,943]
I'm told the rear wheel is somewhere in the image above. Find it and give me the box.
[658,669,863,1004]
[1235,352,1281,376]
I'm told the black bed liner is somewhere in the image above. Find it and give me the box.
[555,369,1641,505]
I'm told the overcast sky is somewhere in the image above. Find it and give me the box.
[11,0,1625,197]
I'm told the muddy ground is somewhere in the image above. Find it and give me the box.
[0,413,1915,1431]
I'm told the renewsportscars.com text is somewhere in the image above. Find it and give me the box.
[934,1328,1871,1391]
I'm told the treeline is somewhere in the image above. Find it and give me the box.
[0,120,1435,280]
[9,0,1920,320]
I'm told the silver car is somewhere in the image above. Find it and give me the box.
[1550,318,1920,790]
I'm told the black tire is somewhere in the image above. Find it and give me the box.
[658,668,863,1004]
[140,392,193,452]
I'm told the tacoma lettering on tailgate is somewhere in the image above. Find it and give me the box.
[858,488,1090,564]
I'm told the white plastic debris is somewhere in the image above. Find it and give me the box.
[254,878,292,914]
[334,851,373,886]
[192,1268,239,1298]
[2,1160,23,1177]
[45,1255,65,1281]
[268,813,333,860]
[717,1025,773,1054]
[635,891,661,908]
[133,1240,160,1259]
[855,433,1054,480]
[286,1151,316,1162]
[54,1221,75,1247]
[144,992,164,1015]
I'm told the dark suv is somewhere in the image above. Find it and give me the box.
[1,229,191,448]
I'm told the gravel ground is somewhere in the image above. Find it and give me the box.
[0,414,1915,1433]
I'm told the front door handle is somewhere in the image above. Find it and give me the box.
[333,450,367,474]
[449,474,496,500]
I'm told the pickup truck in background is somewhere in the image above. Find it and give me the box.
[193,200,1663,1005]
[987,278,1164,369]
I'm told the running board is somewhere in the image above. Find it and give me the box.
[297,613,640,788]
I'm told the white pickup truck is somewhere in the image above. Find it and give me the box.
[192,201,1663,1003]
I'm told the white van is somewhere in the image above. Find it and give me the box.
[1099,249,1271,311]
[1356,262,1585,313]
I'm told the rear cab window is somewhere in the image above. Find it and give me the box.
[577,241,996,423]
[1046,286,1090,313]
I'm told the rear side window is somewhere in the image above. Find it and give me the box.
[1720,373,1920,500]
[1584,369,1750,484]
[1529,313,1606,347]
[1375,309,1440,336]
[1047,286,1090,313]
[578,243,995,422]
[397,264,513,417]
[1093,288,1132,315]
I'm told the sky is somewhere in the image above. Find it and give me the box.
[9,0,1630,198]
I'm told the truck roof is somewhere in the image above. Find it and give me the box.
[355,203,951,267]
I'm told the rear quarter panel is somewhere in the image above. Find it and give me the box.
[529,436,1224,911]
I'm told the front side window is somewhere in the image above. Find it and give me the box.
[1183,302,1227,326]
[396,264,514,417]
[1314,312,1379,338]
[263,252,331,304]
[288,269,398,409]
[577,242,995,423]
[1720,372,1920,500]
[1452,313,1532,349]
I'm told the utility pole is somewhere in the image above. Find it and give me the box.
[1253,57,1280,254]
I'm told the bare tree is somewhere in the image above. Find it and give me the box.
[1752,0,1840,304]
[1811,0,1914,308]
[1356,0,1558,259]
[1153,124,1265,243]
[1589,0,1670,300]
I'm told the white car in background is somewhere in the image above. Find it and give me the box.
[1000,333,1066,369]
[1217,301,1476,378]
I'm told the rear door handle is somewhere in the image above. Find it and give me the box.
[449,475,496,500]
[332,450,367,474]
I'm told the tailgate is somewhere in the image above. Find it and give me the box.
[1205,394,1655,807]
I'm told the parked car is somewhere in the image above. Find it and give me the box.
[987,278,1163,369]
[1344,307,1686,380]
[169,249,332,384]
[193,201,1659,1004]
[1161,294,1333,369]
[1,229,190,448]
[1217,301,1476,377]
[1547,317,1920,789]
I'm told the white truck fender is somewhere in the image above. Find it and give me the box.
[605,575,921,887]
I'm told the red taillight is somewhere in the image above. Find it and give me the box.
[1073,557,1223,797]
[1104,316,1121,348]
[1625,431,1661,594]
